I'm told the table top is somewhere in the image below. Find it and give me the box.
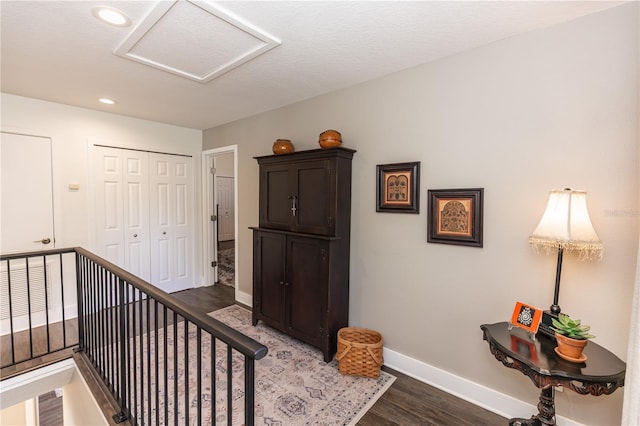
[481,322,626,384]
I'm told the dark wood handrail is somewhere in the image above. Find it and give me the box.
[74,247,267,360]
[1,247,267,361]
[0,247,77,260]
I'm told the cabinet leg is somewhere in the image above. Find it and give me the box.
[252,316,258,326]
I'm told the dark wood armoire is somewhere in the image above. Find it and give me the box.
[251,147,355,362]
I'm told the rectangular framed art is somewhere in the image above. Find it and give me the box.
[376,162,420,213]
[427,188,483,247]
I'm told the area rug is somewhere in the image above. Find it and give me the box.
[123,305,395,425]
[217,248,234,287]
[208,305,396,425]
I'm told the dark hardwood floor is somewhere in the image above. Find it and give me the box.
[7,284,505,425]
[174,285,505,425]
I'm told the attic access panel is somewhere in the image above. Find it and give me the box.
[115,0,281,83]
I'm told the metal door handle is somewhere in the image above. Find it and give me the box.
[133,234,138,238]
[34,238,51,244]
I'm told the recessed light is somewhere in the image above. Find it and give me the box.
[99,98,116,105]
[92,6,131,27]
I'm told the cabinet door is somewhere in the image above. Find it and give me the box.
[253,232,286,331]
[286,235,327,347]
[259,160,335,235]
[292,160,334,235]
[259,164,292,231]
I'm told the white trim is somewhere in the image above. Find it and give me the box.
[114,0,280,83]
[236,289,252,307]
[383,347,585,426]
[202,146,239,302]
[0,358,75,409]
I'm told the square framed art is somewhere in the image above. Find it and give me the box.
[427,188,483,247]
[376,162,420,213]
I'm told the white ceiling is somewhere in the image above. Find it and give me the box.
[0,1,624,130]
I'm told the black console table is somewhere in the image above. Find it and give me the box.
[480,322,626,426]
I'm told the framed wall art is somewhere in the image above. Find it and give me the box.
[427,188,483,247]
[376,162,420,213]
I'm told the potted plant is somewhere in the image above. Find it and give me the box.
[551,313,595,362]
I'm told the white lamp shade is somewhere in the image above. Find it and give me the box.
[529,189,603,260]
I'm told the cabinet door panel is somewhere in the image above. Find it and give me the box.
[260,165,291,230]
[294,161,333,235]
[286,236,326,347]
[255,233,286,330]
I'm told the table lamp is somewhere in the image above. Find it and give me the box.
[529,188,603,323]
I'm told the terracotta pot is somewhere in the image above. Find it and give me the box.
[319,129,342,148]
[272,139,294,154]
[555,333,588,361]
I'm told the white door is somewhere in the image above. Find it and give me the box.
[94,147,151,281]
[205,156,218,284]
[149,153,193,293]
[1,132,59,335]
[0,133,55,254]
[216,176,235,241]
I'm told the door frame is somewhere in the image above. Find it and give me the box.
[202,145,238,298]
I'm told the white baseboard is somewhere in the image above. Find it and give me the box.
[235,289,252,307]
[383,347,584,426]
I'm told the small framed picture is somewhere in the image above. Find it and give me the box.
[510,301,543,334]
[427,188,483,247]
[376,162,420,213]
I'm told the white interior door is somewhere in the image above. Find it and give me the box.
[149,153,193,293]
[0,132,55,254]
[206,155,218,284]
[122,151,151,281]
[94,147,150,281]
[216,177,235,242]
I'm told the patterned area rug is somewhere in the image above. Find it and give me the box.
[217,248,234,287]
[208,305,396,425]
[124,306,394,425]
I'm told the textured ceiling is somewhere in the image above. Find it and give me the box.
[0,1,625,130]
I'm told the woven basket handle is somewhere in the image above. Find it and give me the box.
[336,342,383,366]
[336,343,352,361]
[367,347,383,366]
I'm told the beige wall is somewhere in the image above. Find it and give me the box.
[215,152,235,177]
[204,4,639,425]
[0,400,28,425]
[62,370,107,425]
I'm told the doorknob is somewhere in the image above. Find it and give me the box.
[34,238,51,244]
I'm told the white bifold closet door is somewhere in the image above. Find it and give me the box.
[148,153,193,293]
[94,147,193,293]
[94,147,151,282]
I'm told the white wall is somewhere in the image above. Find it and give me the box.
[0,94,204,284]
[203,4,639,425]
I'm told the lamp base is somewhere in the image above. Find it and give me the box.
[537,310,559,338]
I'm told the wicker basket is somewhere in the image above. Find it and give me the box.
[336,327,383,378]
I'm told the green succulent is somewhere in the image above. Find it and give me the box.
[551,314,595,340]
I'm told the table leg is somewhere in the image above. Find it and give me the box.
[508,387,556,426]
